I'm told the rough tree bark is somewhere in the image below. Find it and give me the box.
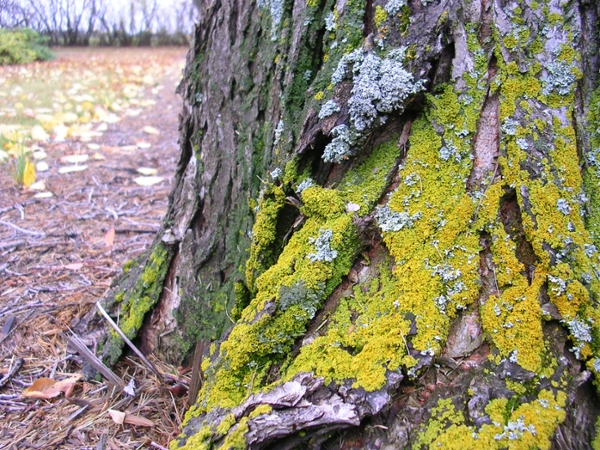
[75,0,600,448]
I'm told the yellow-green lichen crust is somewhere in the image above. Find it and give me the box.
[486,23,600,370]
[102,242,172,365]
[288,257,411,391]
[197,186,361,412]
[585,87,600,249]
[593,415,600,450]
[415,390,567,449]
[245,184,287,294]
[378,85,485,356]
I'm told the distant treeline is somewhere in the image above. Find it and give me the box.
[0,0,198,47]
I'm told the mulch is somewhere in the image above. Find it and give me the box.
[0,48,190,449]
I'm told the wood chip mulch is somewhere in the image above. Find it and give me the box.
[0,48,190,449]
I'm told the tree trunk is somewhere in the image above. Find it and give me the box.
[76,0,600,448]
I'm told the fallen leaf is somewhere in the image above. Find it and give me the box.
[53,124,68,141]
[23,378,58,399]
[60,154,89,164]
[108,409,126,425]
[32,150,47,160]
[124,378,135,396]
[79,131,103,138]
[166,383,188,397]
[133,176,164,186]
[142,74,154,85]
[29,181,46,191]
[31,125,49,141]
[23,375,80,399]
[103,114,120,124]
[123,413,154,427]
[92,152,106,161]
[33,192,53,199]
[59,165,88,174]
[136,167,157,176]
[35,161,49,172]
[104,227,115,247]
[62,112,78,123]
[23,159,36,187]
[142,125,160,135]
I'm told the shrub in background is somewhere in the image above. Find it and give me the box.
[0,28,53,65]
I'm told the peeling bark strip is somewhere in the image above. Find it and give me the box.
[468,92,499,189]
[179,371,402,450]
[80,0,600,447]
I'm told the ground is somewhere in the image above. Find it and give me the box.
[0,47,188,449]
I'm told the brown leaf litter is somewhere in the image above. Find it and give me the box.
[0,48,190,449]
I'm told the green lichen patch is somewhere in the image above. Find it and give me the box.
[288,251,410,391]
[197,193,361,412]
[338,137,401,215]
[100,242,172,366]
[245,184,287,294]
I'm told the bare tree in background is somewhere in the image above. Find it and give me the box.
[0,0,33,28]
[1,0,197,46]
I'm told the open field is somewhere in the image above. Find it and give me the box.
[0,47,189,449]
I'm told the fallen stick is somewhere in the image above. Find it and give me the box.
[0,239,26,250]
[95,302,164,383]
[0,357,23,388]
[150,442,169,450]
[0,302,56,319]
[66,332,126,389]
[0,220,46,237]
[0,311,34,345]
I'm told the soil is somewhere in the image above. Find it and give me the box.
[0,48,189,449]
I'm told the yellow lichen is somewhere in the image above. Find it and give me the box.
[197,195,361,411]
[288,261,410,391]
[592,416,600,450]
[379,86,483,355]
[374,6,388,28]
[248,404,273,419]
[245,184,286,293]
[416,391,567,449]
[216,413,236,435]
[338,138,400,215]
[172,425,212,450]
[217,417,248,450]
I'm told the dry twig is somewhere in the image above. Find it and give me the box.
[66,332,126,389]
[0,357,24,388]
[96,302,164,383]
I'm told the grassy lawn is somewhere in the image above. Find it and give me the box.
[0,47,186,158]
